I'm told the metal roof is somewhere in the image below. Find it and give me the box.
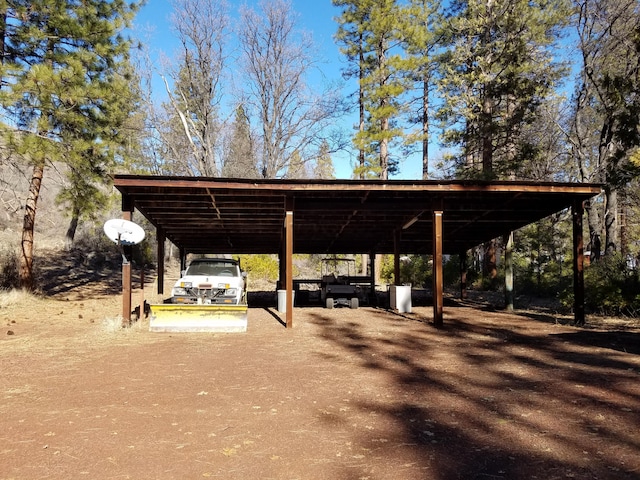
[113,175,602,256]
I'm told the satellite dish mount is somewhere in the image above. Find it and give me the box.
[103,219,146,264]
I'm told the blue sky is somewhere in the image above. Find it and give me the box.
[131,0,427,180]
[133,0,345,80]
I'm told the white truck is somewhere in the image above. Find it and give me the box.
[170,258,246,305]
[149,258,248,332]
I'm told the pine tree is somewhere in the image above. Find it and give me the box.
[313,140,336,179]
[400,0,444,179]
[222,104,258,178]
[438,0,570,179]
[286,150,308,179]
[333,0,371,179]
[0,0,141,289]
[334,0,409,179]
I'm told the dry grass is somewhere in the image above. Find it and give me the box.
[0,288,41,308]
[100,314,149,334]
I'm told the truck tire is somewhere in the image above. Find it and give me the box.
[350,297,359,309]
[325,297,334,309]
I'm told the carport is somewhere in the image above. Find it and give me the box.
[112,175,601,328]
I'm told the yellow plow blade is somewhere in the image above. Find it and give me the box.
[149,304,248,332]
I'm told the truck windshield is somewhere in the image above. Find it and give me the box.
[186,262,239,276]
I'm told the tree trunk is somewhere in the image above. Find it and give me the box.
[481,95,493,177]
[584,198,602,261]
[620,191,627,258]
[378,38,388,181]
[0,9,6,72]
[359,35,365,179]
[374,253,382,286]
[422,78,429,180]
[483,239,497,286]
[480,1,494,178]
[20,161,45,290]
[604,185,618,255]
[380,118,389,180]
[464,119,475,169]
[65,205,80,251]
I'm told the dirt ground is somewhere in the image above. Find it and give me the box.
[2,261,640,479]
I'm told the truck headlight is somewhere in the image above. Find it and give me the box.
[173,287,187,295]
[225,288,237,296]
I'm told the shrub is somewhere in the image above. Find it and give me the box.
[380,254,430,286]
[561,253,640,316]
[583,254,640,316]
[380,254,461,289]
[514,256,573,298]
[0,246,19,289]
[238,254,280,282]
[443,255,462,287]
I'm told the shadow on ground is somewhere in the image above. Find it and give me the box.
[36,248,152,298]
[304,306,640,479]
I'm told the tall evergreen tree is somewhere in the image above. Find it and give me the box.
[438,0,570,179]
[313,140,336,179]
[222,104,258,178]
[0,0,140,289]
[334,0,409,180]
[400,0,444,179]
[333,0,371,179]
[61,60,144,248]
[286,150,308,179]
[362,0,406,180]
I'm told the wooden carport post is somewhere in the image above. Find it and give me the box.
[369,252,377,306]
[432,210,444,327]
[121,197,133,327]
[156,227,165,295]
[285,199,294,328]
[572,201,585,326]
[393,230,401,284]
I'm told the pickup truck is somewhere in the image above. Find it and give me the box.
[170,258,246,305]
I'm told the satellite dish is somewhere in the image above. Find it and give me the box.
[104,219,146,246]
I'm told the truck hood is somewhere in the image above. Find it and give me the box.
[173,274,244,288]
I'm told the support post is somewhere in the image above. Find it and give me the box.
[139,266,145,318]
[369,252,376,306]
[278,241,286,291]
[157,227,165,295]
[572,201,585,326]
[121,204,133,327]
[394,230,401,284]
[432,210,444,327]
[504,232,514,311]
[285,208,294,328]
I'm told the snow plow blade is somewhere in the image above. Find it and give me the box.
[149,304,248,333]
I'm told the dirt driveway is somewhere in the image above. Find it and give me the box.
[1,288,640,480]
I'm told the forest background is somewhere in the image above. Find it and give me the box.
[1,0,639,318]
